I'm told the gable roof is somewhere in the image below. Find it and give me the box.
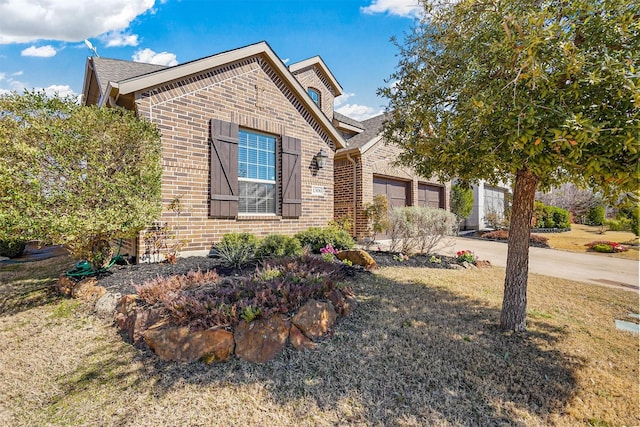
[340,113,388,152]
[84,41,346,149]
[288,56,343,96]
[95,58,167,97]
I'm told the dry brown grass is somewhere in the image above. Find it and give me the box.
[544,224,639,260]
[0,256,638,426]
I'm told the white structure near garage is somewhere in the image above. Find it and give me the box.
[464,181,512,230]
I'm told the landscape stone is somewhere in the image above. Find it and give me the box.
[94,291,122,316]
[234,315,289,363]
[325,288,353,317]
[475,260,492,269]
[71,277,106,301]
[114,294,138,330]
[143,326,235,363]
[450,264,464,270]
[462,261,478,270]
[336,249,378,270]
[128,307,165,345]
[56,275,76,297]
[292,299,337,341]
[289,324,316,351]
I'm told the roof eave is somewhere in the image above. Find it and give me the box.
[288,56,343,96]
[113,42,345,149]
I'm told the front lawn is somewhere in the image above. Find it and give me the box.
[543,224,638,260]
[0,254,637,426]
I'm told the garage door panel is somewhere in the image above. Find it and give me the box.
[417,183,444,209]
[373,176,410,208]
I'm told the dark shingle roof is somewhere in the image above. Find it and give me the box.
[342,113,388,149]
[92,57,168,97]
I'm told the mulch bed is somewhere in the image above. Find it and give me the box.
[95,252,459,296]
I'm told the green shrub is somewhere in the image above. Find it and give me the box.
[388,206,457,254]
[604,218,631,232]
[588,205,605,226]
[533,201,570,229]
[0,239,26,258]
[551,206,571,229]
[295,226,354,253]
[256,234,302,258]
[211,232,259,267]
[591,243,614,253]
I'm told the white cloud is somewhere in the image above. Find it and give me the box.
[361,0,423,18]
[102,31,139,47]
[43,85,76,97]
[21,45,57,57]
[0,0,155,44]
[336,104,383,121]
[132,48,178,66]
[334,92,355,108]
[281,57,290,64]
[0,73,77,97]
[12,71,23,76]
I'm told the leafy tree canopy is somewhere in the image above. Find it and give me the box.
[380,0,639,330]
[380,0,639,197]
[0,91,162,266]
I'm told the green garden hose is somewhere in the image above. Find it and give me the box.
[65,239,124,279]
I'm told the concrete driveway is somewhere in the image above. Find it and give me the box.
[432,237,639,292]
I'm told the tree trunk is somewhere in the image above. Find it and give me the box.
[500,168,539,331]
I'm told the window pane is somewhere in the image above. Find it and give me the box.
[238,129,277,214]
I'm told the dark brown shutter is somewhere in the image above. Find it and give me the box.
[281,136,302,218]
[209,119,239,218]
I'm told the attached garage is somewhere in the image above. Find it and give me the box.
[417,183,445,209]
[373,176,410,208]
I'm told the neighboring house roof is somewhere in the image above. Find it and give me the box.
[339,113,389,153]
[84,41,346,149]
[333,111,364,132]
[288,56,343,96]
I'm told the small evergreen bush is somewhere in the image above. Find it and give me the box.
[0,239,26,258]
[604,218,631,232]
[256,234,302,258]
[591,243,614,253]
[533,201,571,229]
[588,205,605,226]
[295,226,354,253]
[211,232,259,267]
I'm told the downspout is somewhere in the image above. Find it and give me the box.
[346,152,357,239]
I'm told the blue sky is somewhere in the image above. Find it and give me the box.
[0,0,421,120]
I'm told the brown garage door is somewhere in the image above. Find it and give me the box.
[417,183,444,209]
[373,176,410,208]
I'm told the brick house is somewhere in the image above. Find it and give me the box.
[81,41,449,259]
[333,113,450,239]
[82,41,345,259]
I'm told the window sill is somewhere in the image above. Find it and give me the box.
[236,214,282,221]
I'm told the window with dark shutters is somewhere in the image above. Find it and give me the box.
[209,120,303,219]
[209,119,239,218]
[281,135,302,218]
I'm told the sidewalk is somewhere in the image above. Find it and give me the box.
[374,237,639,292]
